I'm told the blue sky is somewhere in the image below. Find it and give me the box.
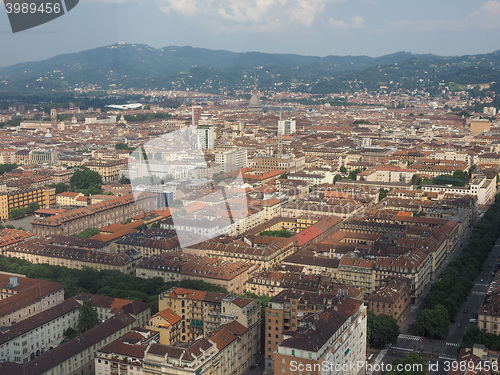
[1,0,500,67]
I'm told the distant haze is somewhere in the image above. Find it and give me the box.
[1,0,500,67]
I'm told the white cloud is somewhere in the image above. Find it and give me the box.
[391,1,500,32]
[329,16,364,30]
[154,0,340,31]
[469,0,500,29]
[351,15,364,29]
[391,19,464,32]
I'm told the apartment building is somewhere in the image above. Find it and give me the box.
[0,294,150,375]
[31,192,156,236]
[56,191,85,206]
[183,235,295,270]
[0,186,56,220]
[469,118,491,136]
[136,252,257,294]
[253,152,305,174]
[85,160,127,183]
[0,298,80,364]
[5,240,142,275]
[94,329,160,375]
[478,274,500,335]
[374,249,432,303]
[338,255,376,293]
[115,228,180,257]
[365,276,412,324]
[0,148,17,164]
[146,309,182,345]
[215,148,248,173]
[0,312,138,375]
[158,287,260,353]
[274,300,366,375]
[0,273,64,327]
[356,165,418,183]
[96,320,257,375]
[265,289,366,373]
[422,176,496,205]
[245,269,363,298]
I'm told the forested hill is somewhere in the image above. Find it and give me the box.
[1,43,500,95]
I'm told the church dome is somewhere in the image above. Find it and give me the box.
[249,90,262,108]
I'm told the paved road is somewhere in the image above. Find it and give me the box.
[392,226,500,366]
[2,214,35,231]
[399,215,479,335]
[442,239,500,357]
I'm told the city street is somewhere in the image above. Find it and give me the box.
[383,214,500,372]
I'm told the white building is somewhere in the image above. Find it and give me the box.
[274,300,367,375]
[215,148,248,173]
[278,118,296,135]
[422,176,496,205]
[197,124,215,150]
[0,299,80,364]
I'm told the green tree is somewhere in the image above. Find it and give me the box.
[259,230,293,238]
[115,143,133,151]
[119,175,131,184]
[461,326,500,351]
[73,228,100,238]
[367,310,400,348]
[349,169,362,180]
[416,304,449,339]
[78,299,99,333]
[9,202,40,219]
[379,188,389,201]
[469,164,477,177]
[452,170,470,183]
[411,174,422,186]
[70,167,103,196]
[47,182,68,194]
[0,163,18,175]
[333,174,342,184]
[28,202,40,212]
[340,166,347,174]
[136,224,148,232]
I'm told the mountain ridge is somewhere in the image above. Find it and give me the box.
[1,43,500,94]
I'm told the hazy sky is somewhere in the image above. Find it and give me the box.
[1,0,500,67]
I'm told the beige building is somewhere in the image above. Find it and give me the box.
[266,290,366,374]
[183,235,295,271]
[158,287,260,350]
[31,193,156,236]
[97,320,256,375]
[146,309,182,345]
[0,273,64,328]
[0,298,80,364]
[365,277,412,324]
[56,191,84,206]
[0,186,56,220]
[274,301,366,375]
[470,118,491,136]
[478,276,500,335]
[136,252,257,294]
[5,239,142,275]
[85,160,127,183]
